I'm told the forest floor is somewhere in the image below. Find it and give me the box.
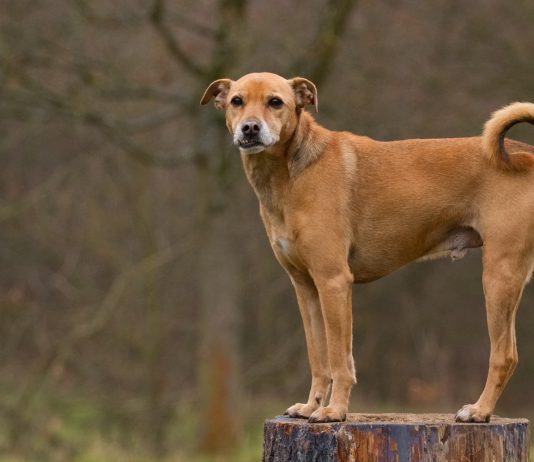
[0,387,531,462]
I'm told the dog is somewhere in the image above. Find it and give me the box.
[201,72,534,423]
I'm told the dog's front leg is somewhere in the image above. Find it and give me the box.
[308,267,356,423]
[284,275,332,418]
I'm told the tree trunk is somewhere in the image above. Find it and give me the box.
[263,414,530,462]
[196,206,241,453]
[194,118,243,453]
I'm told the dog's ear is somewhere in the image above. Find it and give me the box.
[289,77,318,112]
[200,79,233,110]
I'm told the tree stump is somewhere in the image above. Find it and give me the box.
[263,413,530,462]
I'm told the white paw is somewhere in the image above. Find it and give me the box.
[455,404,490,423]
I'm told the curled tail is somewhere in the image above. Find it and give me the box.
[482,102,534,172]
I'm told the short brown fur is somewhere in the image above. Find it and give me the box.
[201,72,534,423]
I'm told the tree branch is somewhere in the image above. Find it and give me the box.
[297,0,358,86]
[72,0,147,27]
[2,73,195,168]
[149,0,206,76]
[0,166,73,223]
[83,112,196,167]
[174,12,217,38]
[11,241,191,416]
[92,83,188,105]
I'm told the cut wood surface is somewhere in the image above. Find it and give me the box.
[263,413,530,462]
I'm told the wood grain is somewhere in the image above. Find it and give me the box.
[263,414,530,462]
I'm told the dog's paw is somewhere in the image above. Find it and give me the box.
[308,405,346,423]
[284,402,317,418]
[455,404,491,423]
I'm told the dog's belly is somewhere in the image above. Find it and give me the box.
[349,226,483,283]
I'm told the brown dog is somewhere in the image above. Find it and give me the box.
[201,72,534,423]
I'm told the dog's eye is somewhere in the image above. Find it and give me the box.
[268,97,283,108]
[231,96,243,107]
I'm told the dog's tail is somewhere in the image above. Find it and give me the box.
[482,102,534,172]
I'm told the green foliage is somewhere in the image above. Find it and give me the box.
[0,385,270,461]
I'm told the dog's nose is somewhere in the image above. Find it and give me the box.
[241,120,261,135]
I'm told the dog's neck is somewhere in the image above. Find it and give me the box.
[242,146,289,221]
[287,110,327,175]
[241,111,327,221]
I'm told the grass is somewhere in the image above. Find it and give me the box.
[0,385,270,462]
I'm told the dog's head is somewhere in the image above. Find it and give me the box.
[200,72,317,154]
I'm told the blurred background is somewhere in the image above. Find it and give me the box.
[1,0,534,460]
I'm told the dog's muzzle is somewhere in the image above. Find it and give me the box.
[234,119,276,154]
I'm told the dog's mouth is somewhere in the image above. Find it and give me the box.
[238,139,264,150]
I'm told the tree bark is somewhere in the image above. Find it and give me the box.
[263,414,530,462]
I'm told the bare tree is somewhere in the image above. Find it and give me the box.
[0,0,359,456]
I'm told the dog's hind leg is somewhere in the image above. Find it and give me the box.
[456,242,533,422]
[284,274,332,418]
